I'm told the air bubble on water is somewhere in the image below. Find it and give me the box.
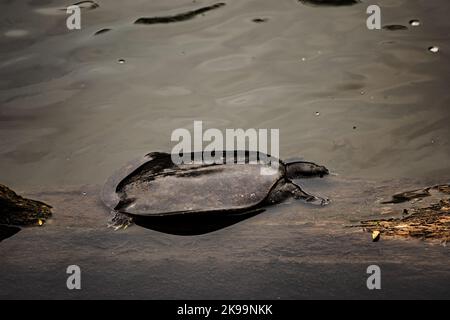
[118,59,126,64]
[360,91,365,95]
[315,112,320,116]
[409,20,420,27]
[82,192,87,196]
[428,46,439,53]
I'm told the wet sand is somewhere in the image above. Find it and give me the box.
[0,0,450,299]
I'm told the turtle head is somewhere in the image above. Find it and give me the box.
[285,161,329,179]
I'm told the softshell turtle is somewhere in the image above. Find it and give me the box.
[102,151,329,231]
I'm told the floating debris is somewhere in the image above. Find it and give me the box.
[371,230,380,242]
[357,184,450,242]
[134,3,226,25]
[94,28,112,36]
[382,25,408,31]
[353,126,357,130]
[382,187,432,204]
[315,111,320,116]
[298,0,360,6]
[252,18,268,23]
[360,199,450,242]
[428,46,439,53]
[301,57,306,61]
[409,19,421,27]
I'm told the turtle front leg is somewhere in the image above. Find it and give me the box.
[107,211,134,230]
[268,180,329,206]
[269,180,329,206]
[294,186,329,206]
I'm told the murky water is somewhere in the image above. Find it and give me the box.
[0,0,449,189]
[0,0,449,299]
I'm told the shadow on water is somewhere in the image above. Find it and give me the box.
[0,225,21,242]
[134,3,226,25]
[298,0,360,6]
[133,209,264,236]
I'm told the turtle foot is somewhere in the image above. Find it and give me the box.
[107,211,133,230]
[306,196,330,206]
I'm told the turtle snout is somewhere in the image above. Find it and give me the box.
[318,165,329,177]
[310,164,329,178]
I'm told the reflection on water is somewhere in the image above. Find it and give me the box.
[428,46,440,53]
